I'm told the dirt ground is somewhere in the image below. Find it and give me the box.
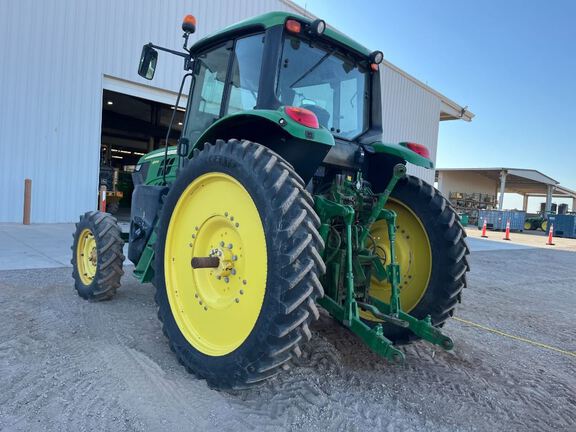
[1,246,575,431]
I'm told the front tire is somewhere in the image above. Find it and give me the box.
[366,176,470,342]
[154,139,325,389]
[71,211,125,300]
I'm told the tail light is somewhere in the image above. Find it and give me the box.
[402,142,430,159]
[284,106,319,128]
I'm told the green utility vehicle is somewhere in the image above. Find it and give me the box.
[72,12,469,388]
[524,215,548,231]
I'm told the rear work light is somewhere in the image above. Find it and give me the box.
[285,19,302,33]
[284,106,319,128]
[402,142,430,159]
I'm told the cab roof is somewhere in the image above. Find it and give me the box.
[191,11,372,57]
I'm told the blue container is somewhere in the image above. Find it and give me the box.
[552,215,576,238]
[477,210,527,231]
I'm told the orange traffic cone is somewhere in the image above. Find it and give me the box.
[481,219,488,238]
[503,219,511,241]
[546,224,555,246]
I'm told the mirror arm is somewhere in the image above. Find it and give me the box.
[147,42,189,59]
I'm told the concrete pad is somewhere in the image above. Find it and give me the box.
[466,237,534,252]
[0,223,129,271]
[465,226,576,252]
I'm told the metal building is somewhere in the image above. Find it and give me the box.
[0,0,473,223]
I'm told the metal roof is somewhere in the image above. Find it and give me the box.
[436,168,576,198]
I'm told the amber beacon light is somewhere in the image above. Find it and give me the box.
[182,15,197,33]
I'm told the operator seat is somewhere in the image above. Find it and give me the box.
[301,104,330,129]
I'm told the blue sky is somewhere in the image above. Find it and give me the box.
[292,0,576,207]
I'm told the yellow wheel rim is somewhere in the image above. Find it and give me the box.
[524,221,532,230]
[77,228,98,285]
[541,220,547,231]
[164,173,267,356]
[362,198,432,320]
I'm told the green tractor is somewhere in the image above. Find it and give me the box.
[72,12,469,388]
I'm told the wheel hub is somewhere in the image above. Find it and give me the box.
[191,215,246,310]
[77,229,97,285]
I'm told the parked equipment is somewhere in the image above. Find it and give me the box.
[478,209,526,231]
[71,12,469,388]
[99,165,124,214]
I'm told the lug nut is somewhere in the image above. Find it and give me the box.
[204,306,208,311]
[216,275,221,280]
[232,255,238,261]
[230,216,234,221]
[225,212,229,217]
[235,222,239,228]
[192,234,196,239]
[194,293,198,298]
[239,290,244,295]
[231,269,236,275]
[195,226,199,231]
[227,243,233,249]
[242,280,247,285]
[235,298,240,303]
[224,277,229,283]
[220,241,225,247]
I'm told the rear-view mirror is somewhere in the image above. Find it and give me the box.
[138,45,158,80]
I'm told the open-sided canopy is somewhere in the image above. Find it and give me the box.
[436,167,576,211]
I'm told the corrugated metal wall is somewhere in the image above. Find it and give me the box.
[0,0,441,223]
[379,66,441,184]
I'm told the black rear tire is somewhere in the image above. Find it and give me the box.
[153,139,325,389]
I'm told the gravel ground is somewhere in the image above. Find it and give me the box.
[0,247,574,432]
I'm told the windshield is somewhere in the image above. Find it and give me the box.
[277,35,369,140]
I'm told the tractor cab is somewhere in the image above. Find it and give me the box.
[137,12,391,184]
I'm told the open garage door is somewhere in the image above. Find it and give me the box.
[99,89,184,219]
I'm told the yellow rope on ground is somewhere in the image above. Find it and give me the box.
[453,317,576,359]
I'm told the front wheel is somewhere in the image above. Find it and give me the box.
[541,219,548,232]
[153,139,325,389]
[365,176,470,342]
[71,211,125,300]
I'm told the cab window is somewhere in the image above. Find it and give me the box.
[226,34,265,114]
[186,43,231,141]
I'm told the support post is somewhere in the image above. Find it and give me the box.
[572,197,576,213]
[23,178,31,225]
[498,170,507,210]
[545,185,554,215]
[522,194,529,212]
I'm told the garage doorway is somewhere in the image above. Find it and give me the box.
[99,89,184,220]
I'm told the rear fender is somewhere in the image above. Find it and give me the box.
[367,141,434,169]
[188,109,334,183]
[366,141,434,193]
